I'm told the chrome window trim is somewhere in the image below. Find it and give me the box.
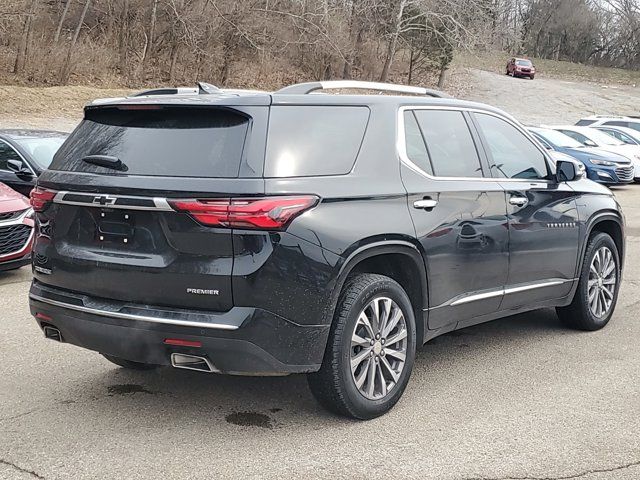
[29,293,240,331]
[52,191,173,211]
[433,278,575,309]
[397,105,554,183]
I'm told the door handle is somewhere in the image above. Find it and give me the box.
[413,199,438,210]
[508,195,528,207]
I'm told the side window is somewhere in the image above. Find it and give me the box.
[604,121,628,127]
[0,141,22,171]
[604,129,631,143]
[412,110,483,178]
[560,129,589,145]
[265,106,369,177]
[403,111,432,175]
[475,113,549,180]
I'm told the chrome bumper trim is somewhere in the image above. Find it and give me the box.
[29,293,239,330]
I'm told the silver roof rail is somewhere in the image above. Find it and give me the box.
[275,80,450,98]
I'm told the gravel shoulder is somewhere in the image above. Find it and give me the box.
[464,68,640,125]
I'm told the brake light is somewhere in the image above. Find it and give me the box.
[30,187,57,212]
[169,195,319,230]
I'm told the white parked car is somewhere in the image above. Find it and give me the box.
[547,125,640,181]
[576,115,640,132]
[593,125,640,146]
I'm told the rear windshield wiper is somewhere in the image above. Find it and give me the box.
[82,155,128,172]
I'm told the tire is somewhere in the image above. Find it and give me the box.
[556,232,620,331]
[308,274,417,419]
[101,354,159,370]
[530,75,535,80]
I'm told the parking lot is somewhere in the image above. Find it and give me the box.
[0,183,637,480]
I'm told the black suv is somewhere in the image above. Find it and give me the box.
[29,81,624,419]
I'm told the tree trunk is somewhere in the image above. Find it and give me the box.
[59,0,91,84]
[168,42,179,84]
[437,65,447,88]
[118,0,129,74]
[408,46,415,84]
[139,0,158,80]
[14,0,39,75]
[379,0,406,82]
[54,0,71,43]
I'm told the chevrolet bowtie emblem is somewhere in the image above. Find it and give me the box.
[92,195,117,206]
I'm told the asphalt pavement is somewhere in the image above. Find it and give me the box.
[1,186,639,480]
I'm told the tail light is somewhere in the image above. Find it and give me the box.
[169,195,319,230]
[30,187,57,212]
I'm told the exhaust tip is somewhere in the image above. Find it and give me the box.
[170,353,217,373]
[43,326,63,342]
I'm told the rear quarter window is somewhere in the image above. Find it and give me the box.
[264,106,369,177]
[50,107,250,177]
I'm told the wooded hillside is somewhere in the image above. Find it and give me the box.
[1,0,638,89]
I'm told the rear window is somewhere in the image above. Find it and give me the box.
[50,107,249,177]
[265,106,369,177]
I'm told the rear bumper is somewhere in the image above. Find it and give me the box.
[29,282,328,375]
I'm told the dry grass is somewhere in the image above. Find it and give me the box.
[455,50,640,87]
[0,85,131,131]
[1,50,637,131]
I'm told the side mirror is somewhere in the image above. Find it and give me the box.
[556,159,584,182]
[7,159,33,179]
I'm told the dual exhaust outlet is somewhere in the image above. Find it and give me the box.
[42,326,216,373]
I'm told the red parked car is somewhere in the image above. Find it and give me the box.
[0,181,34,271]
[506,57,536,79]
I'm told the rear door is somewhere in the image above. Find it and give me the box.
[399,107,509,330]
[471,112,580,309]
[33,102,269,312]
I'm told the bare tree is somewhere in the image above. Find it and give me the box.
[54,0,71,43]
[14,0,39,75]
[59,0,91,84]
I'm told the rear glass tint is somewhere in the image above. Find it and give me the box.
[265,106,369,177]
[50,107,249,177]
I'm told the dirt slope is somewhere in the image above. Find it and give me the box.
[464,68,640,126]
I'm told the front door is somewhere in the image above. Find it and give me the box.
[471,112,581,309]
[399,108,509,330]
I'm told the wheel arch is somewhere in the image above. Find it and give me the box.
[585,213,624,268]
[328,241,428,345]
[572,213,625,289]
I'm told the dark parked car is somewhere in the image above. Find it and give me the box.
[29,81,624,419]
[0,182,34,271]
[506,57,535,79]
[528,127,634,184]
[0,129,67,196]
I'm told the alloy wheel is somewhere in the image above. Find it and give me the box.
[350,297,408,400]
[588,246,617,318]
